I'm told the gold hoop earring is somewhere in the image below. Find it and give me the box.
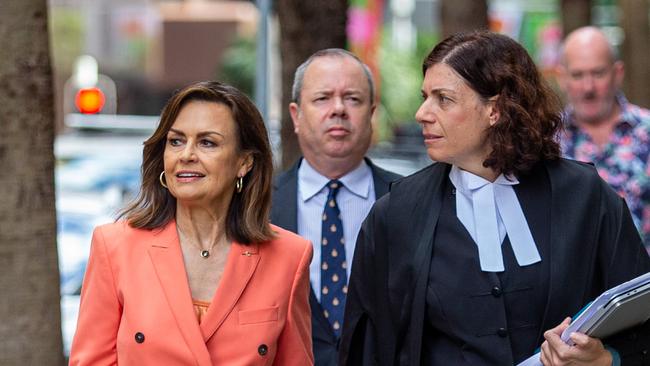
[159,171,168,189]
[235,176,243,193]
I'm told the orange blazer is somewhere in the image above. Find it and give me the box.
[69,220,314,366]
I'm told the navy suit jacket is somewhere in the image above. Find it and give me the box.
[270,157,400,366]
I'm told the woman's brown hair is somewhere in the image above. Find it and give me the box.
[119,81,274,244]
[423,30,562,176]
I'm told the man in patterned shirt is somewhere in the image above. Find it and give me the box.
[558,26,650,251]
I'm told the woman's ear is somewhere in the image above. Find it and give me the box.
[487,96,500,126]
[238,152,254,178]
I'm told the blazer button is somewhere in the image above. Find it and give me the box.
[135,332,145,343]
[258,344,268,356]
[491,286,502,297]
[497,327,508,338]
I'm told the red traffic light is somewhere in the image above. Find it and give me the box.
[75,87,105,114]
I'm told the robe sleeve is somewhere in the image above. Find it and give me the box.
[596,180,650,365]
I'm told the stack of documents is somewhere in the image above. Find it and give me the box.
[517,271,650,366]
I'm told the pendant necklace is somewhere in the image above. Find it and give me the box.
[198,238,222,259]
[178,228,223,259]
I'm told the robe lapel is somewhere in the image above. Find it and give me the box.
[200,242,260,341]
[387,166,445,301]
[539,161,575,339]
[147,220,212,366]
[537,160,598,343]
[391,164,446,364]
[377,163,449,364]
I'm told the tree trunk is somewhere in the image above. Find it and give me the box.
[560,0,592,36]
[276,0,348,170]
[440,0,488,38]
[620,0,650,108]
[0,0,63,365]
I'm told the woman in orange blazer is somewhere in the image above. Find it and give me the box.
[69,81,314,366]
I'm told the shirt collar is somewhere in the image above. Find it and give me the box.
[450,165,519,192]
[298,158,372,202]
[617,93,642,128]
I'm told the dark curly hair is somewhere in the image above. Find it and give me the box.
[423,30,562,176]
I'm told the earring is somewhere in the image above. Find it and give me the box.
[159,171,168,189]
[235,176,243,193]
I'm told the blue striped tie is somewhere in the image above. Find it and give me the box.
[320,179,347,337]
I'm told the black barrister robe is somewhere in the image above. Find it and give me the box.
[340,159,650,366]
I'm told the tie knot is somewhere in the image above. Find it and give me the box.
[327,180,342,197]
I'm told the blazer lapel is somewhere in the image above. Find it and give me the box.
[147,220,212,366]
[200,242,261,341]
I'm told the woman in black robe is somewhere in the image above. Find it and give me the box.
[339,31,650,366]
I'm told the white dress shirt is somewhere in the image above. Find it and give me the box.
[297,159,376,301]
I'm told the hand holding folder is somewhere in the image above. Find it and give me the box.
[518,271,650,366]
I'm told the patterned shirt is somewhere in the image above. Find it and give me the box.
[560,94,650,252]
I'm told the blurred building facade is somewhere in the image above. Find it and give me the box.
[49,0,258,129]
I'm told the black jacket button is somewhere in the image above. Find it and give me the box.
[491,286,502,297]
[135,332,145,343]
[258,344,268,356]
[497,328,508,338]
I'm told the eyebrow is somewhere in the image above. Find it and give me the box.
[422,87,456,95]
[168,128,225,138]
[312,88,364,95]
[343,88,363,94]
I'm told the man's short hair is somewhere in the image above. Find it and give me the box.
[291,48,375,104]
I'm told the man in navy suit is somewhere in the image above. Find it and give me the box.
[270,48,400,366]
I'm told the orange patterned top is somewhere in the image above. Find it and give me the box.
[192,299,210,324]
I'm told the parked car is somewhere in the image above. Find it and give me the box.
[56,153,142,208]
